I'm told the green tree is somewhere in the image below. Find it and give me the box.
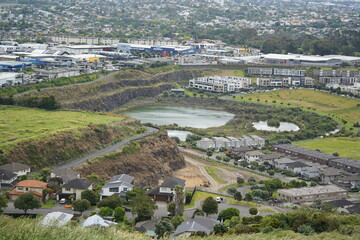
[125,187,146,202]
[192,208,205,218]
[97,194,123,209]
[114,207,126,222]
[249,207,258,216]
[0,195,8,214]
[171,215,185,228]
[155,218,174,239]
[167,201,176,216]
[247,177,256,185]
[244,193,253,202]
[213,223,227,235]
[174,186,184,215]
[237,177,245,185]
[40,167,51,181]
[14,192,41,214]
[202,197,218,217]
[206,150,213,157]
[98,207,114,217]
[72,199,90,214]
[234,191,242,201]
[81,190,98,204]
[130,191,157,222]
[218,208,240,222]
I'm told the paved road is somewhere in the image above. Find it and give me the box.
[54,126,158,170]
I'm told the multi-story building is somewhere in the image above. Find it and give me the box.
[319,77,359,85]
[247,67,272,76]
[9,180,48,201]
[196,135,265,150]
[313,69,360,78]
[257,78,289,87]
[189,76,251,93]
[51,36,119,45]
[273,68,305,76]
[277,185,348,204]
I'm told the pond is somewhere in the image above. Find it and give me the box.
[167,130,193,141]
[122,106,234,128]
[252,121,300,132]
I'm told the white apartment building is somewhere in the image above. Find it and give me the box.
[189,76,252,93]
[196,135,265,150]
[51,36,119,45]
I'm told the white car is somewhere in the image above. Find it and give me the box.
[216,197,223,203]
[59,198,66,204]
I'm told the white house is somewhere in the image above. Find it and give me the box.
[58,179,93,200]
[100,174,134,200]
[0,162,31,177]
[245,151,265,162]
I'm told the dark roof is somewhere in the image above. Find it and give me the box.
[260,154,280,160]
[232,146,253,153]
[325,199,354,208]
[330,158,360,169]
[52,169,79,183]
[273,144,337,161]
[285,161,310,169]
[160,177,186,188]
[0,162,30,172]
[147,186,173,196]
[347,203,360,214]
[337,175,360,181]
[109,174,134,184]
[62,179,92,190]
[0,169,17,180]
[173,216,218,236]
[135,219,158,233]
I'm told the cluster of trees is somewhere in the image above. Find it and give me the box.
[0,95,60,110]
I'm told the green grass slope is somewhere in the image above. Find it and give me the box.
[0,105,125,152]
[293,137,360,160]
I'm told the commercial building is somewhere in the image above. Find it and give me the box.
[51,36,120,45]
[35,68,81,80]
[260,54,341,66]
[277,185,348,204]
[54,45,116,55]
[189,76,252,93]
[0,61,30,72]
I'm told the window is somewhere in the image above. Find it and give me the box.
[18,187,23,191]
[123,187,128,192]
[109,187,119,193]
[65,188,71,191]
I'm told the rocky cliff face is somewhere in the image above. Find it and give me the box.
[16,69,203,111]
[74,131,186,187]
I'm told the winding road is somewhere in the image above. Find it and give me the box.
[53,126,158,170]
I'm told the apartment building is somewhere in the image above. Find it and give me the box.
[51,36,119,45]
[189,76,252,93]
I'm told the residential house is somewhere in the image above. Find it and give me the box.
[227,146,253,160]
[58,179,93,200]
[347,204,360,214]
[272,158,295,169]
[135,219,158,237]
[319,168,343,184]
[173,216,219,237]
[258,154,279,165]
[335,175,360,190]
[284,161,310,173]
[9,180,48,201]
[245,151,265,162]
[50,169,80,184]
[325,199,355,214]
[0,162,31,177]
[40,212,74,227]
[196,138,215,150]
[328,158,360,174]
[0,169,17,190]
[100,174,134,200]
[277,185,348,204]
[147,177,186,202]
[299,167,320,180]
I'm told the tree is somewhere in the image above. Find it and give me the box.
[218,208,240,221]
[244,193,253,202]
[213,224,227,235]
[234,191,242,201]
[114,207,126,222]
[227,187,237,196]
[155,218,173,239]
[167,202,176,216]
[202,197,218,217]
[249,207,258,216]
[192,208,205,218]
[171,215,185,228]
[174,186,184,216]
[247,177,256,185]
[206,150,213,157]
[40,167,51,181]
[97,194,123,209]
[0,195,8,214]
[81,190,98,204]
[14,192,41,214]
[130,191,157,222]
[73,199,90,214]
[237,177,245,185]
[98,207,114,217]
[332,152,339,157]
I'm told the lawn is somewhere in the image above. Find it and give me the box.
[228,200,260,207]
[234,89,360,127]
[204,166,227,184]
[42,199,55,208]
[0,105,125,151]
[185,191,229,209]
[293,137,360,160]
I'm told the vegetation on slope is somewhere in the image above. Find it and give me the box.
[235,89,360,128]
[74,131,186,187]
[293,137,360,160]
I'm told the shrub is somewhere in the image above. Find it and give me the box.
[114,207,126,222]
[98,207,114,217]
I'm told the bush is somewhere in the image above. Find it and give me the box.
[218,208,240,222]
[114,207,126,222]
[98,207,114,217]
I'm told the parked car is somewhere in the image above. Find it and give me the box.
[59,198,66,204]
[123,206,131,212]
[216,197,223,203]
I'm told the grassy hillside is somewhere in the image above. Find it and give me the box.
[293,137,360,160]
[0,216,359,240]
[0,105,125,151]
[233,89,360,128]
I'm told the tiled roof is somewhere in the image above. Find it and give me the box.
[16,180,47,188]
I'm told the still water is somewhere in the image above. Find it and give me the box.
[252,121,300,132]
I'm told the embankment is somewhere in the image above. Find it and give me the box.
[74,131,186,187]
